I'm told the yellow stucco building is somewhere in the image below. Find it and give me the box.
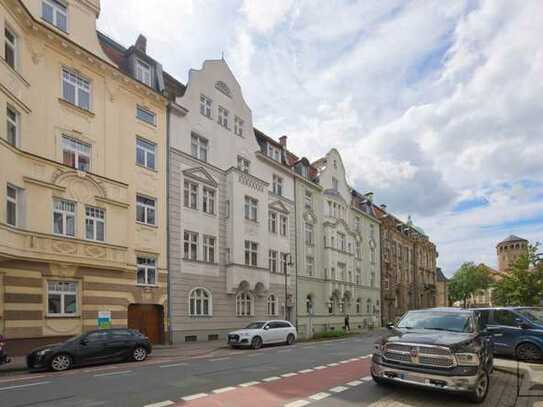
[0,0,168,354]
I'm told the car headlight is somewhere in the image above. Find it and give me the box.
[36,349,50,357]
[374,344,383,355]
[455,353,480,366]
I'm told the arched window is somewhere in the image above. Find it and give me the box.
[267,294,278,316]
[366,298,372,313]
[236,293,253,316]
[306,294,313,314]
[356,298,361,314]
[189,288,212,316]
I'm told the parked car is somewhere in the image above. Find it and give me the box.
[472,307,543,361]
[27,329,152,372]
[227,320,297,349]
[372,307,493,404]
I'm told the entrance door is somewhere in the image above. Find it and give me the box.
[127,304,164,344]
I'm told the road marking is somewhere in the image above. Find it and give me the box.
[339,360,350,364]
[327,363,339,367]
[262,376,281,382]
[329,386,348,393]
[360,355,371,359]
[0,381,51,392]
[94,370,132,377]
[309,392,330,401]
[143,401,175,407]
[314,365,327,370]
[284,400,311,407]
[361,376,372,382]
[347,380,363,386]
[281,372,298,378]
[209,357,230,362]
[212,386,237,394]
[299,369,314,374]
[239,381,260,387]
[348,358,359,362]
[159,362,188,368]
[303,345,315,349]
[181,393,208,401]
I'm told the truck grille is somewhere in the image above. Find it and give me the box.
[383,342,455,368]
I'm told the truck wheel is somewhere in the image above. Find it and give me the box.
[467,370,489,404]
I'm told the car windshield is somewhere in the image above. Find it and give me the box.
[245,322,266,329]
[397,311,473,333]
[517,308,543,324]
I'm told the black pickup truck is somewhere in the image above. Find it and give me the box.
[371,307,493,403]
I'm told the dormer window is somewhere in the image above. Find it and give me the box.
[42,0,67,32]
[234,116,244,137]
[267,144,281,162]
[218,106,229,129]
[200,95,212,118]
[136,59,152,87]
[300,165,308,178]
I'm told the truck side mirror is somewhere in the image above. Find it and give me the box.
[386,322,395,330]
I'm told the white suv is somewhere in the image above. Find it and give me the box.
[227,320,297,349]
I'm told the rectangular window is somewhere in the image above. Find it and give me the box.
[53,199,75,237]
[356,269,361,285]
[244,240,258,266]
[280,215,288,236]
[183,231,198,260]
[203,235,215,263]
[356,240,361,258]
[269,250,277,273]
[304,190,312,209]
[183,181,198,209]
[272,174,283,196]
[280,253,288,274]
[202,187,215,215]
[200,94,212,118]
[6,106,18,147]
[136,195,156,225]
[47,281,77,316]
[218,106,229,129]
[85,206,105,242]
[137,257,156,286]
[62,136,90,171]
[339,263,346,281]
[4,26,16,70]
[338,232,346,251]
[305,223,313,245]
[237,156,250,173]
[191,133,208,162]
[306,256,314,276]
[234,116,244,137]
[136,138,156,170]
[267,144,281,162]
[136,105,156,126]
[6,184,17,226]
[244,196,257,221]
[42,0,67,32]
[269,211,277,233]
[136,59,152,86]
[348,270,352,283]
[62,68,90,111]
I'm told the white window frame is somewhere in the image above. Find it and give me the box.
[136,105,156,126]
[62,68,90,111]
[269,250,278,273]
[244,240,258,266]
[217,105,229,129]
[234,116,244,137]
[85,206,105,242]
[137,256,157,286]
[269,211,277,234]
[338,232,346,251]
[62,136,91,171]
[267,144,281,162]
[136,137,156,170]
[203,235,216,263]
[184,230,198,261]
[305,222,313,245]
[6,105,19,147]
[191,132,208,162]
[237,156,250,173]
[53,198,76,237]
[135,58,152,87]
[202,187,215,215]
[272,174,283,196]
[356,268,361,285]
[47,280,78,317]
[4,25,17,70]
[200,94,212,118]
[189,287,212,316]
[267,294,278,316]
[304,190,312,209]
[42,0,68,32]
[236,292,253,316]
[136,195,156,226]
[183,180,198,210]
[280,214,288,236]
[306,256,314,276]
[6,184,17,227]
[244,196,258,222]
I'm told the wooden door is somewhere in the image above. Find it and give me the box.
[127,304,163,344]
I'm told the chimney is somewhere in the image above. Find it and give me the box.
[380,204,387,211]
[279,135,287,148]
[364,192,374,203]
[135,34,147,54]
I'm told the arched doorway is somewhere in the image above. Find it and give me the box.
[127,304,164,344]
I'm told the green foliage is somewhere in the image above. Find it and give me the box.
[494,244,543,306]
[448,262,493,307]
[312,329,347,339]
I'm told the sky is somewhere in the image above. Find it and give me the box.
[97,0,543,277]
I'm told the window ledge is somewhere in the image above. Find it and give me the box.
[136,284,159,288]
[182,258,218,266]
[136,118,158,130]
[58,98,95,118]
[136,221,158,229]
[45,314,80,319]
[41,18,69,35]
[136,163,158,173]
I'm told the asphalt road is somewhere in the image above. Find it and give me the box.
[0,332,520,407]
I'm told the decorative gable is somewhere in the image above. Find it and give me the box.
[182,167,218,187]
[269,200,289,214]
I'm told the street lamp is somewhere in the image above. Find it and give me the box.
[285,253,293,320]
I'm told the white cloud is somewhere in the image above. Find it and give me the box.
[241,0,294,34]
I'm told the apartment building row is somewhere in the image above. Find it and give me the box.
[0,0,439,352]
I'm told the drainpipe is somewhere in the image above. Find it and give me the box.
[293,178,298,330]
[166,102,173,345]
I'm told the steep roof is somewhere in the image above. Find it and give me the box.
[436,268,448,282]
[498,235,528,245]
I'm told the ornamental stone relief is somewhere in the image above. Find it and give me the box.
[238,174,264,192]
[52,240,78,255]
[215,81,232,98]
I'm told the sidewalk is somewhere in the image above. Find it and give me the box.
[494,357,543,406]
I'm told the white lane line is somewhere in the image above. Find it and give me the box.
[360,355,372,359]
[0,381,51,392]
[298,369,314,374]
[262,376,281,382]
[239,381,260,387]
[143,401,175,407]
[329,386,348,393]
[212,386,237,394]
[309,392,330,401]
[94,370,132,377]
[181,393,208,401]
[339,360,350,364]
[313,365,327,370]
[209,357,230,362]
[347,380,363,386]
[159,362,188,368]
[284,400,311,407]
[281,372,298,378]
[327,363,339,367]
[303,346,315,349]
[348,358,359,362]
[361,376,372,382]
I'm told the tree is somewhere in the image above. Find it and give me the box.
[493,244,543,306]
[448,262,493,307]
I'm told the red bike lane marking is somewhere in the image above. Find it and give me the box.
[178,358,371,407]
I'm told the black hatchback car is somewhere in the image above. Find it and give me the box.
[27,329,152,371]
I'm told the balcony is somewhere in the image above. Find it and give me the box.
[226,263,286,295]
